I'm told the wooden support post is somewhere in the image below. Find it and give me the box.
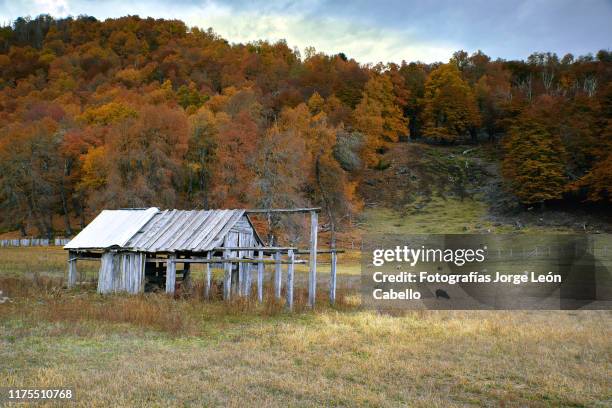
[274,251,282,299]
[257,250,264,302]
[308,211,318,307]
[238,258,244,296]
[286,249,294,311]
[166,255,176,294]
[245,259,252,297]
[204,252,211,299]
[67,250,77,288]
[223,250,232,300]
[330,250,337,305]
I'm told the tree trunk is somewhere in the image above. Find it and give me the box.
[315,155,336,249]
[60,160,72,235]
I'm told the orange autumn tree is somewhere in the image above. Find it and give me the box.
[502,111,567,205]
[569,83,612,202]
[273,99,361,246]
[422,63,480,142]
[84,104,189,210]
[207,87,261,208]
[252,121,309,243]
[185,106,218,209]
[0,118,63,237]
[353,74,408,165]
[571,150,612,202]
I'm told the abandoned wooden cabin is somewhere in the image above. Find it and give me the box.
[65,207,336,308]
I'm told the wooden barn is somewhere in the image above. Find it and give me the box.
[65,207,337,308]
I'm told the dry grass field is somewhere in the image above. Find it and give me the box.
[1,247,611,407]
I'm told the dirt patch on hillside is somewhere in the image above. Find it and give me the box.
[358,142,492,210]
[357,142,612,233]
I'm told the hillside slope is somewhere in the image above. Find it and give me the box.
[357,142,612,234]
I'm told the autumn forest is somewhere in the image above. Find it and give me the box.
[0,15,610,239]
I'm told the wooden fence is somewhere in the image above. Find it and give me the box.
[0,238,71,247]
[142,247,344,310]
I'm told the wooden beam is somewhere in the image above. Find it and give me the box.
[145,257,306,265]
[68,256,103,261]
[330,251,337,305]
[245,207,321,214]
[245,259,252,297]
[214,246,296,251]
[165,254,176,294]
[223,250,232,300]
[274,251,282,299]
[238,258,245,296]
[204,252,211,300]
[286,249,294,311]
[67,250,102,259]
[257,250,264,303]
[308,211,318,307]
[295,249,346,255]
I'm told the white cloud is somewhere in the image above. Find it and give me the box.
[33,0,70,16]
[1,0,610,61]
[0,0,458,63]
[183,5,457,63]
[0,0,460,63]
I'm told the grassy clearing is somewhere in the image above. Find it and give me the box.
[362,197,492,234]
[361,196,579,235]
[2,294,611,406]
[0,246,99,278]
[1,248,611,406]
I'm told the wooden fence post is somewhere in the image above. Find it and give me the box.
[257,250,264,302]
[238,260,244,296]
[204,252,212,299]
[245,260,252,298]
[67,250,77,288]
[308,211,318,307]
[166,255,176,294]
[236,262,244,296]
[286,249,294,311]
[274,251,282,299]
[330,250,337,305]
[223,250,232,300]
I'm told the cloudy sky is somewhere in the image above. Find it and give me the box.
[1,0,610,63]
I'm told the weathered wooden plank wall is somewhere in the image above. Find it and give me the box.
[96,252,146,294]
[68,250,77,287]
[97,252,116,293]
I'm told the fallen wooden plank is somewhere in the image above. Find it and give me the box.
[145,257,306,265]
[245,207,321,214]
[214,246,296,251]
[295,249,346,255]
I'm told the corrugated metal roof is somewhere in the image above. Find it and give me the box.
[64,208,159,250]
[126,209,255,252]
